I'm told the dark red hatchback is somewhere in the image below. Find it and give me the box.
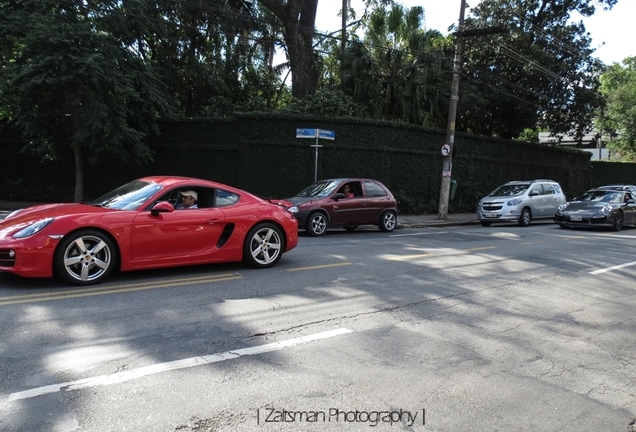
[284,178,398,236]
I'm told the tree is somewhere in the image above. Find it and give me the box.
[596,57,636,161]
[338,3,452,126]
[458,0,615,139]
[0,0,172,201]
[258,0,320,99]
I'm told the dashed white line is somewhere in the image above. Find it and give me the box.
[7,328,352,401]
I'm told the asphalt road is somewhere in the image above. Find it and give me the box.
[1,223,635,431]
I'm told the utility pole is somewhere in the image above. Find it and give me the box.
[437,0,466,219]
[341,0,349,88]
[341,0,348,53]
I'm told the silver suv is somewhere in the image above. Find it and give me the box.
[478,179,566,227]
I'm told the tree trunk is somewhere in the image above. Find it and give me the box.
[259,0,319,99]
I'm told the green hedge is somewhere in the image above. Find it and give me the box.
[0,114,598,213]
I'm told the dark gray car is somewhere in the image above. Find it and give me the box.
[554,188,636,231]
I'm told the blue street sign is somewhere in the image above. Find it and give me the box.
[318,129,335,140]
[296,128,317,138]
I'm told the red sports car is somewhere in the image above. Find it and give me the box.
[0,176,298,285]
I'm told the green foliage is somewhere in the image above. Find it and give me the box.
[337,3,452,127]
[280,91,359,117]
[596,57,636,161]
[0,0,173,200]
[460,0,613,139]
[0,115,594,214]
[514,128,543,144]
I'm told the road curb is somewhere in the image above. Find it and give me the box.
[396,221,480,229]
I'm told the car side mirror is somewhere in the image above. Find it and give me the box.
[151,201,174,216]
[529,191,540,197]
[332,193,345,201]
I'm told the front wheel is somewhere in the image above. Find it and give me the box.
[243,223,285,268]
[480,221,492,227]
[54,230,117,285]
[518,208,532,227]
[306,212,328,236]
[612,211,623,231]
[379,211,397,232]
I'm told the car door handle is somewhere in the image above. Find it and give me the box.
[207,218,220,224]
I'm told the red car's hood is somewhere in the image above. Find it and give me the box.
[283,196,321,206]
[1,203,113,226]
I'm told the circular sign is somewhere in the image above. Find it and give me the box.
[441,144,451,157]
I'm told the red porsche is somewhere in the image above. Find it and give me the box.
[0,176,298,285]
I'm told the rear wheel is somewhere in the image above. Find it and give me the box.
[306,212,328,236]
[379,211,397,232]
[243,223,284,268]
[54,230,117,285]
[518,208,532,227]
[612,211,623,231]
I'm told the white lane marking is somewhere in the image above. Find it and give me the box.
[596,234,636,239]
[390,231,447,237]
[8,328,352,401]
[590,260,636,275]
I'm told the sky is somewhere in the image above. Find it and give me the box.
[315,0,635,65]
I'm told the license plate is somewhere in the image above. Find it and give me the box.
[484,213,497,218]
[570,215,582,221]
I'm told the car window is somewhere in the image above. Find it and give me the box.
[296,181,340,198]
[365,181,388,197]
[552,183,563,194]
[215,189,240,207]
[89,180,163,211]
[488,184,529,197]
[542,184,556,195]
[577,190,621,203]
[529,185,542,195]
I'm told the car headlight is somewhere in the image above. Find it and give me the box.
[287,206,298,214]
[600,205,613,214]
[557,203,567,211]
[507,198,522,206]
[13,218,55,239]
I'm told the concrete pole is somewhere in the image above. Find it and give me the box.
[438,0,466,219]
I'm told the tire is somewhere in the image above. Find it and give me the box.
[54,230,117,285]
[558,224,569,229]
[344,226,357,232]
[518,208,532,227]
[243,223,285,268]
[306,212,328,236]
[480,221,492,227]
[612,211,623,231]
[379,211,397,232]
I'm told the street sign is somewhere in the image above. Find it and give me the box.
[296,128,335,182]
[441,144,451,157]
[296,128,317,138]
[296,128,335,140]
[318,129,335,140]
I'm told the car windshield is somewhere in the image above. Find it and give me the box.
[488,184,529,197]
[87,180,163,210]
[576,190,622,203]
[295,181,340,198]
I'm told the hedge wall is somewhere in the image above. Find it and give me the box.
[0,114,599,213]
